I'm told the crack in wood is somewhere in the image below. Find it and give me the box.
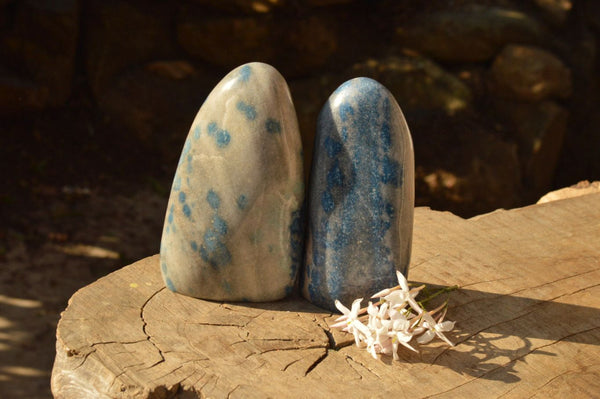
[90,339,148,347]
[524,362,600,398]
[459,276,514,289]
[451,280,600,350]
[281,356,302,372]
[427,326,600,398]
[227,384,240,399]
[140,287,167,369]
[72,348,97,370]
[345,354,382,379]
[187,321,246,327]
[244,344,325,359]
[304,349,328,376]
[453,267,600,310]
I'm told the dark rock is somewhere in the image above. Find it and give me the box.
[489,45,572,102]
[177,11,338,77]
[177,14,277,70]
[97,60,219,163]
[304,0,356,6]
[582,0,600,32]
[495,100,568,199]
[413,116,521,217]
[84,0,176,98]
[348,56,473,115]
[533,0,572,25]
[396,6,547,63]
[186,0,287,13]
[0,0,79,111]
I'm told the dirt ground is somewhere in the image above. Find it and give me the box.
[0,186,169,398]
[0,102,175,398]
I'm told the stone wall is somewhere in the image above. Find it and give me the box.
[2,0,598,216]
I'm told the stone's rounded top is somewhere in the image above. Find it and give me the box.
[330,77,391,98]
[219,62,286,89]
[206,62,295,113]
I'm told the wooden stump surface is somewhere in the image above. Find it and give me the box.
[51,193,600,398]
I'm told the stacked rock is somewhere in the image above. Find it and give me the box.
[160,64,414,312]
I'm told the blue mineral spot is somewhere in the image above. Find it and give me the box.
[168,205,174,224]
[237,194,248,210]
[385,202,395,218]
[237,101,257,121]
[381,121,391,147]
[206,189,220,209]
[199,246,209,262]
[321,190,335,214]
[200,242,232,269]
[178,140,192,167]
[173,176,181,192]
[327,161,344,188]
[341,126,348,142]
[216,129,231,147]
[182,203,191,219]
[339,102,354,122]
[324,136,342,158]
[207,121,231,148]
[193,125,201,140]
[213,215,228,236]
[190,240,198,252]
[179,191,186,204]
[208,122,218,135]
[161,261,168,274]
[203,229,219,251]
[165,277,176,292]
[239,65,251,82]
[381,156,401,186]
[265,118,281,134]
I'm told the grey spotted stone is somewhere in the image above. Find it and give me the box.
[160,63,304,301]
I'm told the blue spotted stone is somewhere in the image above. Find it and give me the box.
[302,78,414,312]
[160,62,305,301]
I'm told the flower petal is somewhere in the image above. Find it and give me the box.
[438,320,456,332]
[396,270,409,292]
[335,299,351,315]
[417,330,435,344]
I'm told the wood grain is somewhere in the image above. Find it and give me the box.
[52,193,600,398]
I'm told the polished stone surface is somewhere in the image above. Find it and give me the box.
[160,63,304,301]
[302,78,414,312]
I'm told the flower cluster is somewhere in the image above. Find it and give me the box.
[331,271,455,360]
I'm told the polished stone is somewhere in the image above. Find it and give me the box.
[160,62,304,301]
[302,77,414,312]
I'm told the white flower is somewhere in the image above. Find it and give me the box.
[373,271,423,315]
[416,312,455,346]
[334,298,371,347]
[331,271,456,361]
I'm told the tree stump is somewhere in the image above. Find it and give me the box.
[52,193,600,398]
